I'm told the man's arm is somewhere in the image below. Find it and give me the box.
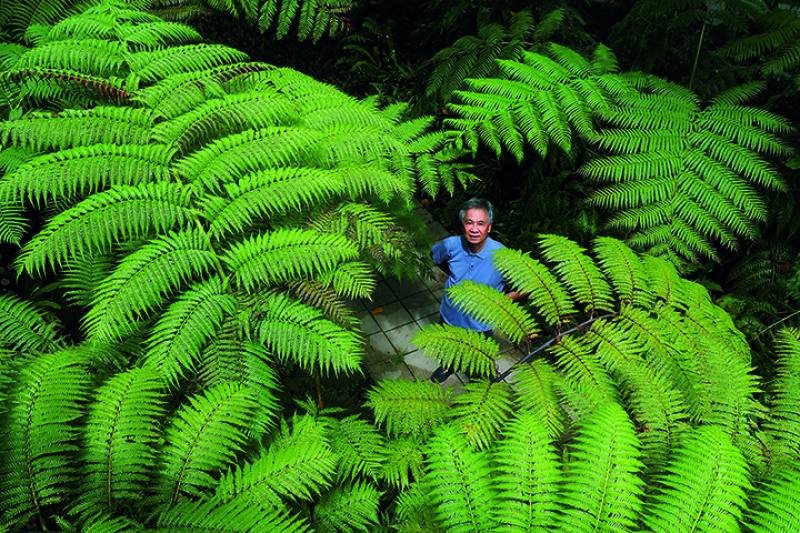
[431,238,452,276]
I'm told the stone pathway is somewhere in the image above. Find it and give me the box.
[358,205,526,390]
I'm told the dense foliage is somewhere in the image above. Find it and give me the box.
[0,0,799,531]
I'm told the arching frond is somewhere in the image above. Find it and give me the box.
[747,466,800,533]
[425,425,496,532]
[366,380,451,438]
[641,425,750,531]
[312,482,382,532]
[0,349,88,529]
[328,415,385,482]
[380,436,424,490]
[510,360,568,438]
[157,496,306,532]
[548,336,618,405]
[142,277,236,385]
[593,236,652,307]
[0,293,62,352]
[761,328,800,470]
[83,228,217,341]
[450,380,514,450]
[127,44,249,82]
[557,402,644,532]
[17,182,195,276]
[76,367,165,516]
[15,39,126,77]
[447,281,539,343]
[412,323,500,378]
[493,247,576,326]
[258,0,352,42]
[156,381,257,504]
[256,292,362,375]
[224,228,359,291]
[492,411,562,531]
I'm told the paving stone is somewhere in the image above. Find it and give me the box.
[385,322,422,355]
[357,309,381,336]
[367,332,396,362]
[416,312,440,329]
[401,290,440,320]
[364,280,397,309]
[403,349,440,380]
[370,301,414,331]
[386,276,428,299]
[366,358,414,381]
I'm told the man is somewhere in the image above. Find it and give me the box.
[429,197,520,382]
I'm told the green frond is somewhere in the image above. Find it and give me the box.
[256,292,362,375]
[549,335,618,405]
[593,236,652,307]
[205,167,345,238]
[1,349,88,529]
[127,44,249,82]
[142,277,236,384]
[510,360,568,438]
[557,402,644,532]
[77,367,165,515]
[0,292,62,352]
[157,495,307,532]
[312,482,382,532]
[412,323,500,378]
[380,436,424,490]
[157,381,257,503]
[492,411,562,531]
[174,126,326,192]
[537,234,614,314]
[83,228,217,341]
[115,21,203,49]
[0,143,173,209]
[57,253,114,307]
[328,415,385,482]
[641,425,751,532]
[0,107,154,152]
[216,414,337,506]
[493,247,576,325]
[17,181,195,276]
[761,328,800,470]
[224,228,359,291]
[450,380,514,450]
[391,481,439,531]
[0,199,28,245]
[5,67,131,108]
[16,39,126,77]
[151,89,297,153]
[424,425,496,532]
[366,379,452,438]
[747,466,800,532]
[316,261,375,301]
[447,281,539,343]
[286,278,358,328]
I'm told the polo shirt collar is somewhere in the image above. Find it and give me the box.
[461,236,494,258]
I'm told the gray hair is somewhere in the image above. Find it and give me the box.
[459,197,495,225]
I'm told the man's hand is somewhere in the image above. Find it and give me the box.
[508,291,527,302]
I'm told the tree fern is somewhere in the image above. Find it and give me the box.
[0,292,62,352]
[157,495,307,532]
[258,0,352,42]
[327,415,385,483]
[75,367,165,516]
[761,328,800,470]
[127,43,249,82]
[747,466,800,532]
[450,380,514,450]
[412,323,500,378]
[366,380,451,438]
[447,280,539,343]
[156,381,257,504]
[0,349,88,530]
[312,481,382,532]
[380,435,424,490]
[492,411,562,531]
[641,424,751,532]
[510,360,568,439]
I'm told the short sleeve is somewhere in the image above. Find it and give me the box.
[431,238,450,265]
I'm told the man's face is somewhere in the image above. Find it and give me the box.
[462,208,492,248]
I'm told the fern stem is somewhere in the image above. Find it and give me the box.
[314,366,324,409]
[688,21,707,91]
[757,308,800,337]
[492,312,617,382]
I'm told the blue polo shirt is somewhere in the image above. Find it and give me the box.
[431,235,505,332]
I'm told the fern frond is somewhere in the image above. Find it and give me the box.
[216,414,337,506]
[593,236,652,307]
[157,495,306,532]
[1,143,173,209]
[58,253,113,307]
[412,323,500,378]
[493,247,576,326]
[157,381,257,503]
[747,466,800,532]
[557,401,644,532]
[224,228,359,291]
[286,278,358,328]
[511,360,568,438]
[316,260,375,301]
[312,481,382,532]
[0,199,29,244]
[0,292,62,352]
[761,328,800,470]
[0,107,154,152]
[142,277,236,385]
[450,380,514,450]
[391,481,439,531]
[641,425,750,531]
[366,380,451,438]
[328,415,385,482]
[16,39,126,77]
[256,292,362,375]
[205,167,345,238]
[492,411,562,531]
[17,182,195,276]
[447,281,539,343]
[1,349,88,529]
[425,425,496,532]
[549,335,618,405]
[127,44,249,82]
[77,367,165,516]
[83,228,217,341]
[380,436,424,489]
